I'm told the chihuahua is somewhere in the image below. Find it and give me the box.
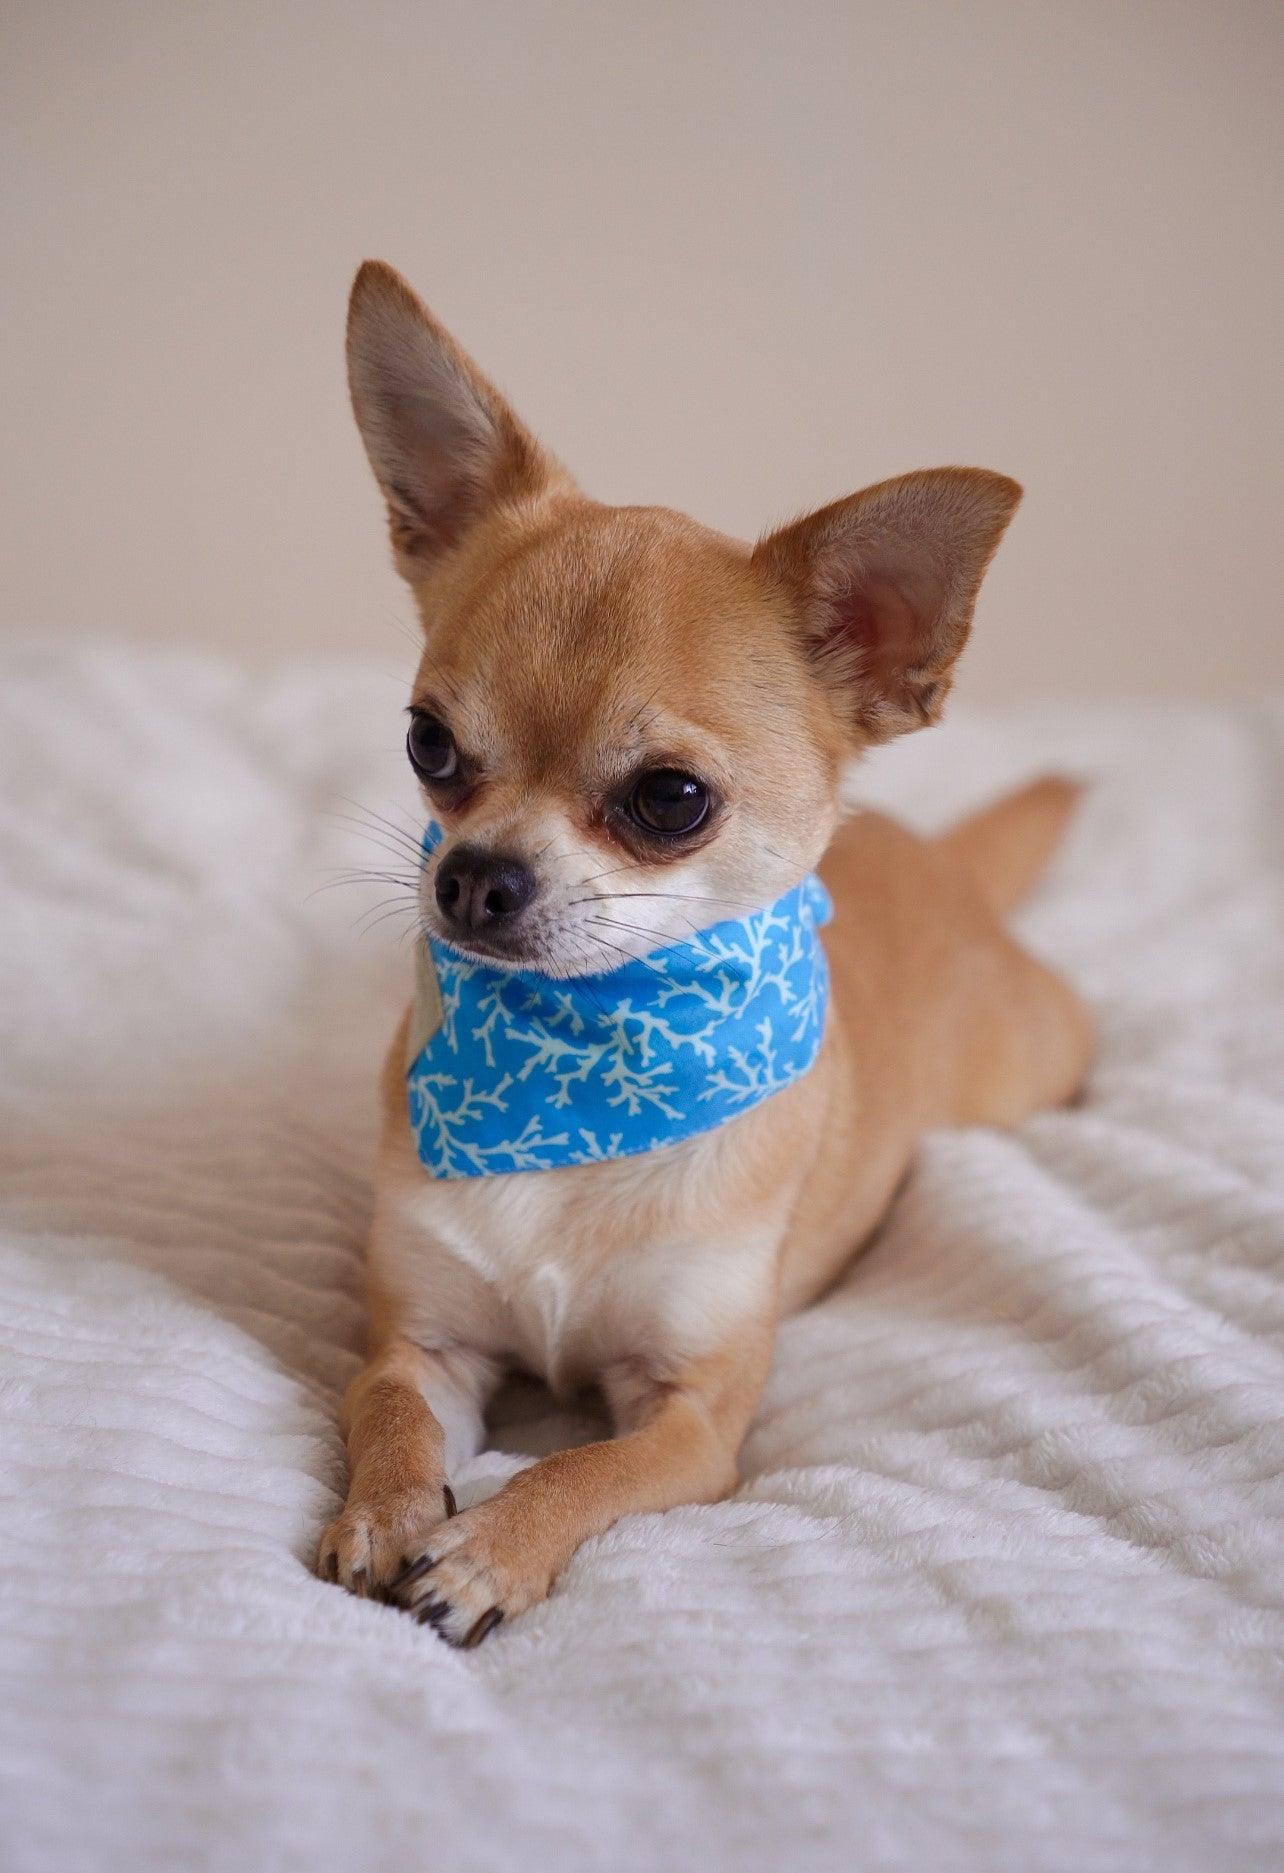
[317,260,1092,1645]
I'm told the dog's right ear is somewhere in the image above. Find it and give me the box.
[346,260,563,579]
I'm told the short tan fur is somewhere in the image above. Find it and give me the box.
[318,262,1093,1645]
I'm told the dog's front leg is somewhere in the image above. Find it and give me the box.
[387,1323,774,1646]
[317,1335,496,1596]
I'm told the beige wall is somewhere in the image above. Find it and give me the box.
[3,1,1281,706]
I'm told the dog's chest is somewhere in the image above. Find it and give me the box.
[381,1143,779,1394]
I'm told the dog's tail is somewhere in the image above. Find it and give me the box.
[938,774,1083,918]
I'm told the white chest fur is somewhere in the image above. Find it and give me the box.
[375,1127,785,1396]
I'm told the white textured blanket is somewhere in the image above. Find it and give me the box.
[1,637,1281,1873]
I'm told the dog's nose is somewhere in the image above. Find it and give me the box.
[434,846,537,934]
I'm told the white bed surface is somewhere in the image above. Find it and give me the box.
[1,637,1281,1873]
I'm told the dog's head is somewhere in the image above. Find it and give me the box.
[348,261,1020,976]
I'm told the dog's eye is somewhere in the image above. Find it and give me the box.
[627,769,709,836]
[406,711,459,782]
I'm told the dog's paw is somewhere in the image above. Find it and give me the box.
[317,1481,457,1597]
[386,1498,552,1645]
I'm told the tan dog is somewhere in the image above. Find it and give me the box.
[317,260,1093,1645]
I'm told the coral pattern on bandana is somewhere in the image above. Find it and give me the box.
[405,837,833,1179]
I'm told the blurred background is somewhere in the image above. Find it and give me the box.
[3,0,1280,706]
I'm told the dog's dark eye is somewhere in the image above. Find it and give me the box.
[406,711,459,782]
[628,769,709,836]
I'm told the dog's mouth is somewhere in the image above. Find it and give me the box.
[419,859,687,980]
[423,910,592,977]
[427,922,543,970]
[425,913,649,981]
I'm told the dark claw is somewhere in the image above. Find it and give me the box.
[350,1567,370,1599]
[390,1551,438,1593]
[320,1552,338,1584]
[443,1483,458,1519]
[462,1608,504,1649]
[416,1595,450,1629]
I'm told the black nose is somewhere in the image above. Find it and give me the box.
[434,845,537,934]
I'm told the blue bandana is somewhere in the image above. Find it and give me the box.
[405,828,832,1179]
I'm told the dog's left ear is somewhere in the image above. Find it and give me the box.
[753,467,1021,743]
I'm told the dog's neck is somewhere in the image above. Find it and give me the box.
[405,862,833,1180]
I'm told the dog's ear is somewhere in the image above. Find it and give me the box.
[754,468,1021,743]
[346,260,564,579]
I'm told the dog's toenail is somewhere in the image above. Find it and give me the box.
[443,1483,457,1518]
[391,1552,437,1592]
[462,1608,503,1648]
